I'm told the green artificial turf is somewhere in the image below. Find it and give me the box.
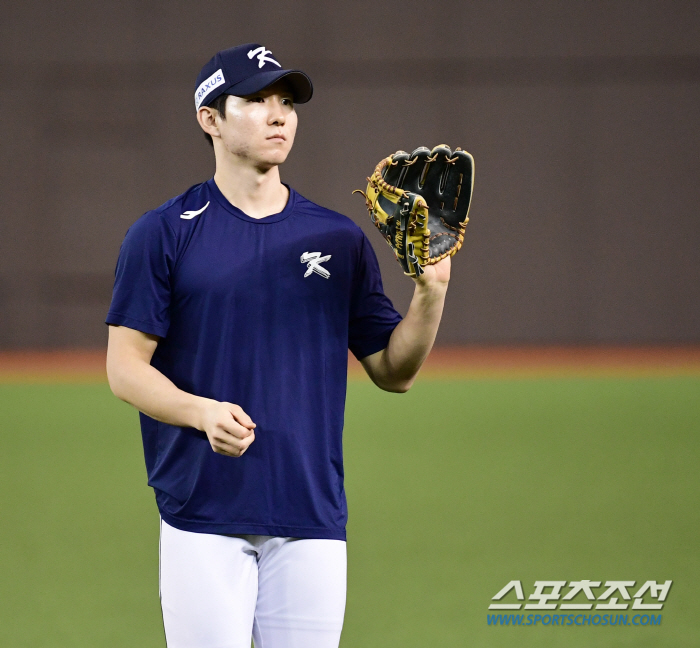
[0,377,698,647]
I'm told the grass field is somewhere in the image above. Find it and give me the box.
[1,375,698,647]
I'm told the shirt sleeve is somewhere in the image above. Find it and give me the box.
[348,231,403,360]
[105,212,177,338]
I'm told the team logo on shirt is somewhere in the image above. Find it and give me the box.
[301,252,331,279]
[180,201,210,219]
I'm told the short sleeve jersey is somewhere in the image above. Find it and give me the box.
[106,179,402,540]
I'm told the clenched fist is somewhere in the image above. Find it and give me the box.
[199,401,256,457]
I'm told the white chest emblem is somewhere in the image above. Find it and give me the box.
[301,252,331,279]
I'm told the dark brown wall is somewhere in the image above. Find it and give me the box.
[1,1,699,347]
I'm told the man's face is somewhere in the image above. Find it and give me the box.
[216,80,297,170]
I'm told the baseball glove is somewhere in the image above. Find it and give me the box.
[355,145,474,277]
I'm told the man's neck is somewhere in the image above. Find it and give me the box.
[213,158,289,219]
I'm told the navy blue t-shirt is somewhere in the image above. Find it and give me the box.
[106,178,402,540]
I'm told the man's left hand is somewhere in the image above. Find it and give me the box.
[412,255,451,288]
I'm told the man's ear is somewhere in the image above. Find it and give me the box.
[197,106,220,140]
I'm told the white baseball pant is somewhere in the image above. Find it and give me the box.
[159,519,347,648]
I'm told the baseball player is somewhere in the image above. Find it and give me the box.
[106,44,452,648]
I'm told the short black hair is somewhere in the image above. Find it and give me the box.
[203,94,230,147]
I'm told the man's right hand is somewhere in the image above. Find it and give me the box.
[199,401,256,457]
[107,325,256,458]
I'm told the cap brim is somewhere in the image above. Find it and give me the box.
[227,69,313,103]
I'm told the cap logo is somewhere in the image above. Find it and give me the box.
[194,68,226,109]
[247,46,281,69]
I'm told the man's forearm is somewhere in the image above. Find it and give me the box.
[380,281,448,390]
[107,353,211,430]
[107,325,256,457]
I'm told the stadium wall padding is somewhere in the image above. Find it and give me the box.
[0,0,699,347]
